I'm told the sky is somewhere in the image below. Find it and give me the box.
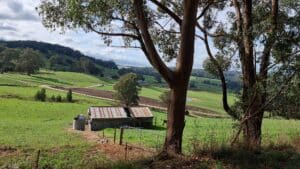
[0,0,209,68]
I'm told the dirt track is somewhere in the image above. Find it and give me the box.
[69,128,155,161]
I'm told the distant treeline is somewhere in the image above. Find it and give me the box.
[0,40,117,76]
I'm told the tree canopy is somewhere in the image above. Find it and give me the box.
[113,73,141,107]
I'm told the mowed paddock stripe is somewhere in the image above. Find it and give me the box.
[41,85,227,118]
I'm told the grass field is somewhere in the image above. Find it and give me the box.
[1,71,300,168]
[101,110,300,153]
[0,71,236,114]
[0,85,112,168]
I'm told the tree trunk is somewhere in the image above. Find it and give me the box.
[134,0,198,155]
[243,106,264,149]
[163,83,188,154]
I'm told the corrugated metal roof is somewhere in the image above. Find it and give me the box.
[89,107,128,119]
[130,107,153,118]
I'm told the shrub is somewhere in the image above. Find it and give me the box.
[66,89,72,102]
[50,95,56,102]
[34,88,46,101]
[56,95,62,102]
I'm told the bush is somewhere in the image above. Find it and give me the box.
[34,88,46,101]
[50,95,56,102]
[56,95,62,102]
[66,89,72,102]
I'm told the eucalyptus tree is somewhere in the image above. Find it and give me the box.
[37,0,215,154]
[200,0,300,148]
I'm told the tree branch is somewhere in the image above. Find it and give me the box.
[196,2,212,20]
[259,0,279,78]
[149,0,182,25]
[203,32,232,116]
[86,23,139,39]
[134,0,174,85]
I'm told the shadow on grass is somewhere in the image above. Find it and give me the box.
[198,144,300,169]
[150,126,166,131]
[37,71,56,75]
[100,144,300,169]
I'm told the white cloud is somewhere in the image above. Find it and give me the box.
[0,0,208,68]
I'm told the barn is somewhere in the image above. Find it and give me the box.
[88,106,153,131]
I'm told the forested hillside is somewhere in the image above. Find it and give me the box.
[0,40,118,76]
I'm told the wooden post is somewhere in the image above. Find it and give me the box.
[113,128,117,144]
[119,127,124,145]
[33,149,40,169]
[139,129,142,146]
[154,117,157,127]
[125,142,128,160]
[102,130,105,138]
[156,135,159,150]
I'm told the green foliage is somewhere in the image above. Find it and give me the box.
[15,48,44,75]
[203,55,231,78]
[113,73,141,106]
[267,72,300,119]
[0,40,118,77]
[0,48,20,73]
[50,94,56,102]
[56,95,62,102]
[34,88,46,102]
[66,89,73,102]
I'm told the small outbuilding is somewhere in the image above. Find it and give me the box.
[88,106,130,131]
[87,106,153,131]
[129,107,153,128]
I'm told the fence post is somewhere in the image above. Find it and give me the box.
[139,129,142,146]
[119,127,124,145]
[156,135,159,150]
[154,117,157,127]
[125,142,128,160]
[113,128,117,144]
[33,149,40,169]
[102,130,105,138]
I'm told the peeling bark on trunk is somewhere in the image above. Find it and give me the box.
[243,106,264,148]
[164,83,188,154]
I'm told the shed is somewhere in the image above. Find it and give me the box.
[88,106,129,131]
[129,107,153,128]
[73,114,86,131]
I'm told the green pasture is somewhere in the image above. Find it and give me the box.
[0,81,299,168]
[0,71,236,114]
[0,70,107,87]
[102,110,300,153]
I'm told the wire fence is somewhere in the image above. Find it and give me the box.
[97,117,300,155]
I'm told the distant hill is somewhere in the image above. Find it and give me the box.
[0,40,241,92]
[0,40,118,73]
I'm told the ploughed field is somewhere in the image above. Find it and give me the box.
[0,71,300,168]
